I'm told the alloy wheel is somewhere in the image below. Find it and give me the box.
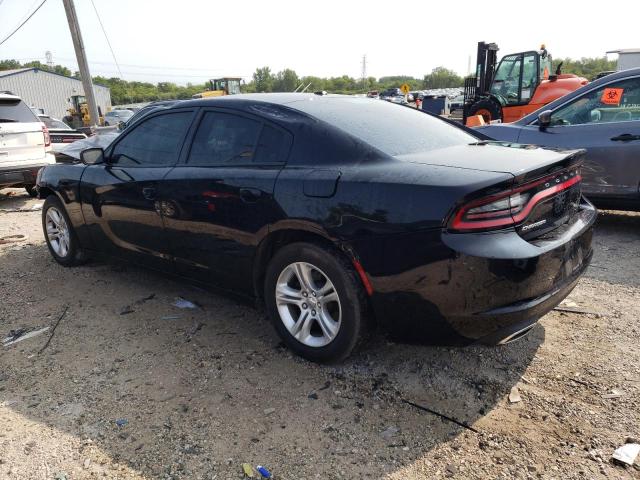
[45,207,70,258]
[275,261,342,347]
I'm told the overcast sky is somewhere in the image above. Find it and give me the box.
[1,0,639,85]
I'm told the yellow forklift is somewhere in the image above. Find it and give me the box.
[63,95,104,129]
[192,77,242,98]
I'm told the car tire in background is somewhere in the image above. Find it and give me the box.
[264,242,367,363]
[41,195,88,267]
[24,185,37,197]
[467,98,503,123]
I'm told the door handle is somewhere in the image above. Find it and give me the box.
[142,186,157,200]
[239,188,262,203]
[611,133,640,142]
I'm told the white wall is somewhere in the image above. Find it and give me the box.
[0,69,111,120]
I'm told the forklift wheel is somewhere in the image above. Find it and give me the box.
[468,99,502,123]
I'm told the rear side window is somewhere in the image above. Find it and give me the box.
[254,124,291,163]
[188,112,264,165]
[111,111,192,166]
[0,98,39,123]
[288,97,476,156]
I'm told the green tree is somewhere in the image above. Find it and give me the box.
[423,67,463,89]
[553,56,616,80]
[253,67,274,92]
[272,68,299,92]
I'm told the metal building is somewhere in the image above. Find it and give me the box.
[0,68,111,119]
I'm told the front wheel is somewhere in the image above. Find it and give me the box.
[264,242,367,363]
[42,195,88,266]
[25,184,37,197]
[467,98,503,123]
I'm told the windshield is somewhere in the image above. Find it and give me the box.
[288,97,477,156]
[0,98,39,122]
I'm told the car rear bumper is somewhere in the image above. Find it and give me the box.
[364,198,597,344]
[0,157,55,187]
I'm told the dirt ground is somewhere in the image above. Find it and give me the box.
[1,187,639,480]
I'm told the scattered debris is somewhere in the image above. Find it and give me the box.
[115,418,128,427]
[308,392,318,400]
[559,298,578,308]
[119,305,134,315]
[134,293,155,305]
[0,234,27,245]
[263,407,276,416]
[3,326,50,347]
[553,306,601,317]
[256,465,272,478]
[612,443,640,466]
[380,426,399,440]
[318,380,331,391]
[54,473,68,480]
[186,320,204,341]
[0,202,43,213]
[38,306,69,354]
[509,386,522,404]
[173,297,199,309]
[242,463,256,478]
[402,399,479,434]
[602,389,623,399]
[161,315,181,320]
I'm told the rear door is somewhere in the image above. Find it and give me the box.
[518,76,640,201]
[0,97,46,167]
[159,108,291,293]
[80,109,196,270]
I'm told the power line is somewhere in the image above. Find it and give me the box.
[0,0,48,47]
[89,0,123,79]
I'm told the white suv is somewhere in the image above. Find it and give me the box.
[0,92,55,197]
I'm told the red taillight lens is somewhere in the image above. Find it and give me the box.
[42,125,51,147]
[450,168,582,232]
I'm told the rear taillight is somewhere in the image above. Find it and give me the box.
[42,125,51,147]
[450,168,582,232]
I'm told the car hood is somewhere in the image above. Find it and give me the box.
[59,132,120,159]
[395,143,584,181]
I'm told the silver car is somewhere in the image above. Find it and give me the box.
[104,109,134,126]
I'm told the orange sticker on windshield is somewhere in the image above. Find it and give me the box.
[601,88,624,105]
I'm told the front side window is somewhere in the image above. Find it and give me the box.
[490,54,523,105]
[521,53,538,102]
[550,77,640,126]
[188,112,262,165]
[110,111,192,166]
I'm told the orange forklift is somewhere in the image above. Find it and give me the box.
[463,42,588,125]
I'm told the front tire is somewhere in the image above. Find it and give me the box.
[25,185,37,197]
[264,242,367,363]
[42,195,87,266]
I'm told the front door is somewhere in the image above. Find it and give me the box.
[518,76,640,202]
[159,109,291,293]
[81,109,195,269]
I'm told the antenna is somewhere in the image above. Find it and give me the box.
[45,50,53,68]
[361,54,367,88]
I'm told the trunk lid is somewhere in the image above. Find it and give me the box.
[423,143,586,239]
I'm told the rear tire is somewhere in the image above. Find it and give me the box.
[264,242,367,363]
[42,195,88,267]
[25,185,37,197]
[468,98,503,123]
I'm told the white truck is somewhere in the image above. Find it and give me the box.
[0,92,55,196]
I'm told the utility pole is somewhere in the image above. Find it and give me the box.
[62,0,99,126]
[361,55,367,89]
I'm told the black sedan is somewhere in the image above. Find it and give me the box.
[36,94,596,362]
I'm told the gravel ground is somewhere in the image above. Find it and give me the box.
[0,188,639,480]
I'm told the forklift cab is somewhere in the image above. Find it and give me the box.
[211,77,241,95]
[489,49,551,106]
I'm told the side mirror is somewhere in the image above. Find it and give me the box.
[117,120,126,131]
[81,147,105,165]
[538,110,552,128]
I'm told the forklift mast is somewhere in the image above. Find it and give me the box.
[463,42,499,123]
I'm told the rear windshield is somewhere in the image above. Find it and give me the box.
[0,98,39,123]
[40,117,71,130]
[287,97,477,156]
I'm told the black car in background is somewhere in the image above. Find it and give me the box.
[36,94,595,362]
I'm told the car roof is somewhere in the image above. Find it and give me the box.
[517,67,640,124]
[0,92,22,101]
